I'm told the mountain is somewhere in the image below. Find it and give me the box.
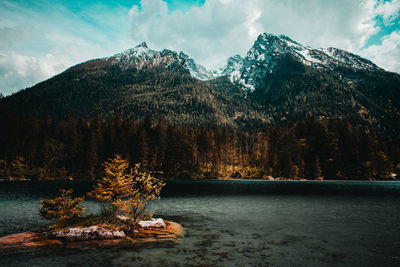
[219,33,400,136]
[220,33,383,92]
[1,33,399,136]
[0,42,253,128]
[179,51,216,81]
[219,55,245,85]
[107,42,185,71]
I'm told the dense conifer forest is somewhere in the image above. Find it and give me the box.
[0,111,398,181]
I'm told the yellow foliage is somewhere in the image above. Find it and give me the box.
[39,189,85,223]
[119,163,165,225]
[88,154,165,225]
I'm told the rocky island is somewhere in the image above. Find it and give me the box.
[0,155,184,250]
[0,219,184,250]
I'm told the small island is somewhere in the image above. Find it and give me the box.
[0,155,184,250]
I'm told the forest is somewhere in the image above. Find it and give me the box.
[0,110,399,181]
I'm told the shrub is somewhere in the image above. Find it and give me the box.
[39,189,85,224]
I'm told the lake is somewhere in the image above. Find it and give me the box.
[1,180,400,266]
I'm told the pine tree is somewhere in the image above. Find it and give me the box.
[376,151,393,179]
[10,156,25,179]
[88,154,165,225]
[43,139,66,179]
[39,189,85,223]
[87,112,103,179]
[120,163,165,226]
[305,153,322,179]
[88,154,133,217]
[0,159,8,178]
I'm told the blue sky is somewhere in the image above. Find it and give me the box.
[1,0,399,95]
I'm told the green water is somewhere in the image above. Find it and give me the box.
[0,181,400,266]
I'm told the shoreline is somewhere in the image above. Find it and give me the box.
[0,178,398,182]
[2,179,399,196]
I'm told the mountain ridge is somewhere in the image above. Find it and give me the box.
[1,33,399,137]
[219,33,384,92]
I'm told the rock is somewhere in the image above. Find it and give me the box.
[138,218,166,229]
[135,221,185,240]
[113,231,125,238]
[0,232,62,249]
[53,226,125,241]
[264,175,274,181]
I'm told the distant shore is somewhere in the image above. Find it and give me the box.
[0,177,398,182]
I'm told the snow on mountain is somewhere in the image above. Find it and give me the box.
[105,36,382,92]
[219,33,383,92]
[108,42,185,71]
[219,55,244,82]
[179,52,215,81]
[107,42,218,82]
[319,47,381,70]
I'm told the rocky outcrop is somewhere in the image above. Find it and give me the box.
[53,226,125,241]
[0,220,184,249]
[0,232,62,249]
[133,220,185,243]
[138,218,166,229]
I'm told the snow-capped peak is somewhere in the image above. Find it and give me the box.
[107,42,217,81]
[106,36,383,92]
[319,47,381,70]
[251,33,382,71]
[218,33,383,92]
[108,42,184,71]
[179,51,215,81]
[219,55,244,83]
[248,33,324,66]
[136,42,148,48]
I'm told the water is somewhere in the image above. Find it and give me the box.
[1,180,400,266]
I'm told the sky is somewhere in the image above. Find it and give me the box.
[0,0,399,96]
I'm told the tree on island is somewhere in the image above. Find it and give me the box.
[39,189,85,225]
[38,155,165,234]
[88,154,165,226]
[88,154,133,217]
[120,162,165,225]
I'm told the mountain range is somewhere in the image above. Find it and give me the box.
[1,33,400,136]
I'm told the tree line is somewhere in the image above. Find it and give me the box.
[0,111,399,180]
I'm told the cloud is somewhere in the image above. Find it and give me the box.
[374,0,400,24]
[128,0,391,71]
[1,0,400,95]
[129,0,262,70]
[0,26,33,49]
[254,0,379,52]
[0,1,132,95]
[0,52,66,94]
[360,30,400,72]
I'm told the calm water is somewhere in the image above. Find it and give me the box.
[1,180,400,266]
